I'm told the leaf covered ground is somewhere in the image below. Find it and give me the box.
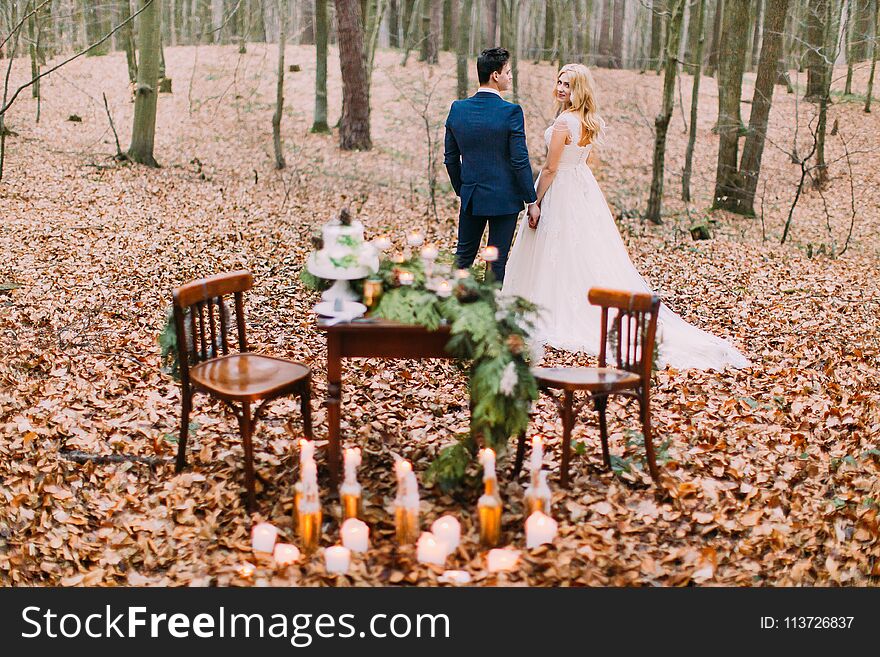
[1,45,879,586]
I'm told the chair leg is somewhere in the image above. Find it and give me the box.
[239,401,257,513]
[595,395,611,468]
[560,390,574,488]
[300,378,314,440]
[512,430,527,478]
[640,390,660,483]
[175,390,192,473]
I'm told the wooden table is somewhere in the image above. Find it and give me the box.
[318,318,454,488]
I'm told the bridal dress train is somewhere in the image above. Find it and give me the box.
[502,112,750,371]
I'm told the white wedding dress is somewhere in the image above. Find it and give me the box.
[503,112,750,370]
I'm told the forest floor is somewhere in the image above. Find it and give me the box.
[1,44,879,586]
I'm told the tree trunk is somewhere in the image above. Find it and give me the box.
[867,0,879,111]
[443,0,453,50]
[312,0,330,131]
[426,0,441,63]
[544,0,556,61]
[128,0,163,167]
[650,0,664,69]
[335,0,372,150]
[501,0,519,100]
[84,0,111,56]
[705,0,723,77]
[597,0,613,66]
[749,0,764,69]
[845,0,855,94]
[814,0,844,185]
[645,0,685,224]
[711,0,749,210]
[729,0,789,214]
[681,0,706,202]
[456,0,473,98]
[28,9,40,105]
[486,0,497,46]
[389,0,401,47]
[119,0,139,82]
[805,0,828,99]
[273,0,287,169]
[301,0,315,44]
[611,0,625,67]
[401,0,422,65]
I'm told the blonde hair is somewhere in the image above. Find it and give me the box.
[553,64,603,147]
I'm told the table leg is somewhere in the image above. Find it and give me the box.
[326,333,342,489]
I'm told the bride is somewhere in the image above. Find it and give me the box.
[503,64,749,370]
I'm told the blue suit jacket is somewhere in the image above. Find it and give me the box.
[444,91,537,216]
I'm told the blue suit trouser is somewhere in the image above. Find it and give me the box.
[455,207,520,283]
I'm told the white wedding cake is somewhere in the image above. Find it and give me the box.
[308,209,379,279]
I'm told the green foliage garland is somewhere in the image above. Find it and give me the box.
[303,253,540,490]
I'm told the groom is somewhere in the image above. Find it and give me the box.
[443,47,539,283]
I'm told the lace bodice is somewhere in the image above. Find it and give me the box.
[543,112,600,170]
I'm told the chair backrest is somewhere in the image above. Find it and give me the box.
[172,271,254,384]
[588,287,661,379]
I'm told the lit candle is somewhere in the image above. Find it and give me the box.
[477,448,502,547]
[273,543,301,566]
[416,532,448,566]
[486,548,520,572]
[481,246,499,262]
[251,522,278,553]
[237,562,255,578]
[431,516,461,554]
[525,511,558,549]
[341,447,362,520]
[406,231,425,247]
[324,545,351,575]
[391,253,406,264]
[420,244,439,261]
[394,469,420,544]
[341,518,369,553]
[373,235,392,251]
[398,271,415,286]
[297,460,322,554]
[454,269,470,280]
[530,436,543,473]
[299,439,315,465]
[436,280,452,298]
[394,459,412,484]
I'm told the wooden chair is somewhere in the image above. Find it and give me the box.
[513,287,662,488]
[172,271,313,512]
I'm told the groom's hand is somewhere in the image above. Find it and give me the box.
[527,203,541,229]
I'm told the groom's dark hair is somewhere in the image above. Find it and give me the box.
[477,47,510,84]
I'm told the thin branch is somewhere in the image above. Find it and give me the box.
[0,0,155,117]
[0,0,51,55]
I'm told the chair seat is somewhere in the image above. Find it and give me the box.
[531,366,641,393]
[190,353,310,402]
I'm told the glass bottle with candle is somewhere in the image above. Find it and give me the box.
[297,461,322,554]
[394,470,420,545]
[525,470,552,516]
[340,447,363,520]
[293,439,315,525]
[478,449,502,547]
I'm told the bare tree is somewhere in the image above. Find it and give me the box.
[335,0,372,150]
[682,0,706,202]
[645,0,685,223]
[711,0,749,211]
[311,0,330,132]
[456,0,473,98]
[272,0,287,169]
[128,0,163,166]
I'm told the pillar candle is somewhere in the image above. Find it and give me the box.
[406,231,425,247]
[486,548,520,572]
[530,436,544,474]
[273,543,300,566]
[251,522,278,553]
[525,511,558,549]
[324,545,351,575]
[340,518,369,553]
[431,516,461,554]
[416,532,447,566]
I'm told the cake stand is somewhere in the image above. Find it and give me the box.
[307,253,372,319]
